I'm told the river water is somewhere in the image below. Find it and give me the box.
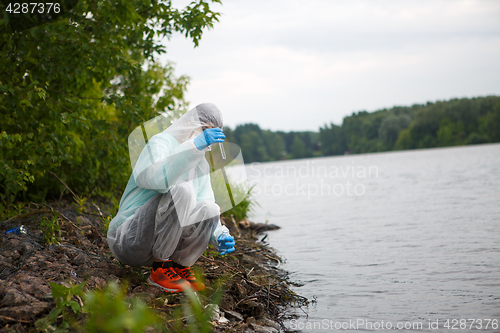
[245,143,500,332]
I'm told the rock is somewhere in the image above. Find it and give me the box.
[1,237,22,250]
[86,226,101,241]
[205,304,229,324]
[77,216,92,226]
[131,292,155,304]
[1,287,39,307]
[259,318,280,330]
[87,276,106,289]
[206,304,220,321]
[0,258,14,271]
[95,261,109,270]
[234,281,247,297]
[249,323,279,333]
[71,253,90,266]
[11,273,51,299]
[0,301,51,321]
[55,253,70,262]
[224,309,244,322]
[243,300,264,317]
[19,241,36,255]
[2,250,20,261]
[241,254,262,268]
[239,221,280,233]
[107,264,126,277]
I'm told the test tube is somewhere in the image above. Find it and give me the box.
[219,142,226,160]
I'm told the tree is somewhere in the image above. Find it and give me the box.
[0,0,222,206]
[319,123,345,156]
[290,135,306,159]
[378,114,412,149]
[239,132,267,163]
[478,102,500,142]
[262,130,285,160]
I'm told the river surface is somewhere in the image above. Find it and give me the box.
[245,143,500,332]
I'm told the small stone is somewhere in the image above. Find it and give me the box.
[249,323,278,333]
[0,259,14,271]
[0,301,51,321]
[77,216,92,226]
[132,292,155,304]
[12,273,51,299]
[55,253,70,262]
[87,276,106,289]
[2,250,21,261]
[1,237,22,249]
[205,304,220,321]
[224,309,244,322]
[1,287,39,306]
[259,319,280,330]
[71,253,90,266]
[234,281,247,297]
[19,241,36,254]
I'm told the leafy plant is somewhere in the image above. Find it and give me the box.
[74,196,87,214]
[83,282,163,333]
[101,215,112,234]
[221,184,257,222]
[170,283,224,333]
[40,212,61,244]
[0,0,222,205]
[35,281,86,332]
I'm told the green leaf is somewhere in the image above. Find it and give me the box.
[19,99,31,107]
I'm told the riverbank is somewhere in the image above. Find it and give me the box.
[0,199,307,332]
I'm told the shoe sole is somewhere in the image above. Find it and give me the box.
[147,276,183,293]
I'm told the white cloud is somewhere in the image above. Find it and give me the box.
[162,0,500,131]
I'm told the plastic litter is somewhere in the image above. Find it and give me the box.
[5,225,27,235]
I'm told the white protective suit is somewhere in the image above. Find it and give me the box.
[107,103,229,267]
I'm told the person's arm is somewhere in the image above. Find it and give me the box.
[134,137,205,193]
[197,161,216,203]
[209,220,230,248]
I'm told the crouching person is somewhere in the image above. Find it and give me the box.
[107,103,235,293]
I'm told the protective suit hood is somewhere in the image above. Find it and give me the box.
[165,103,223,144]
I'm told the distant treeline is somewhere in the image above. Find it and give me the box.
[225,96,500,163]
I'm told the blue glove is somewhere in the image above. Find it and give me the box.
[194,128,225,151]
[217,233,235,255]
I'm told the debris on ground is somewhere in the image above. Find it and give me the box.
[0,200,307,332]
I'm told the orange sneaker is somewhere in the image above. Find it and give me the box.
[172,262,205,292]
[147,260,189,293]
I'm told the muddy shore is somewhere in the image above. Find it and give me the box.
[0,201,307,332]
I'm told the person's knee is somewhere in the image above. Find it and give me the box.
[200,201,220,221]
[169,182,196,212]
[171,182,196,203]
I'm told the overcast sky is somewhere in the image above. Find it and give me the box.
[161,0,500,132]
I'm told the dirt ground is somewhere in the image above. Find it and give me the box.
[0,201,307,332]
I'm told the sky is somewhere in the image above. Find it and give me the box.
[161,0,500,132]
